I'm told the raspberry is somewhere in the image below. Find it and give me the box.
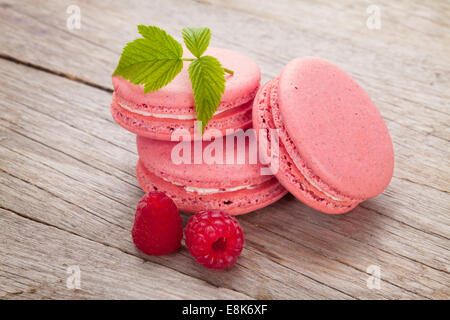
[184,210,244,270]
[132,192,182,256]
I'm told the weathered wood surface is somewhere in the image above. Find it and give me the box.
[0,0,449,299]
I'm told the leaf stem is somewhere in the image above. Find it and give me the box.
[222,67,234,75]
[182,58,234,75]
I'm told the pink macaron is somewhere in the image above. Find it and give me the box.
[253,57,394,214]
[111,47,260,140]
[136,133,287,215]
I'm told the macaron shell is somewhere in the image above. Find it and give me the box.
[112,47,260,113]
[253,80,359,214]
[136,134,271,189]
[270,78,358,203]
[111,97,253,140]
[278,57,394,199]
[136,160,287,215]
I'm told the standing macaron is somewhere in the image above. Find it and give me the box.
[111,47,260,140]
[253,57,394,214]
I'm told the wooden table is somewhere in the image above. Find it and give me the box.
[0,0,449,300]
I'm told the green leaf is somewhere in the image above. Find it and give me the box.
[113,25,183,93]
[182,27,211,58]
[188,56,226,133]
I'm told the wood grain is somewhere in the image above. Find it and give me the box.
[0,208,251,299]
[0,0,449,299]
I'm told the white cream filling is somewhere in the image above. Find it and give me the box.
[286,150,347,202]
[160,176,258,195]
[119,102,228,120]
[184,184,258,195]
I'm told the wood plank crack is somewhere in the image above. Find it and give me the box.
[0,54,112,93]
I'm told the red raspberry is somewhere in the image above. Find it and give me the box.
[184,210,244,270]
[132,192,182,256]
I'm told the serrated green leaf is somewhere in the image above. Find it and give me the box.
[182,27,211,58]
[113,25,183,93]
[188,56,226,134]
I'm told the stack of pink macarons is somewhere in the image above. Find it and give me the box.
[111,47,287,215]
[111,49,394,215]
